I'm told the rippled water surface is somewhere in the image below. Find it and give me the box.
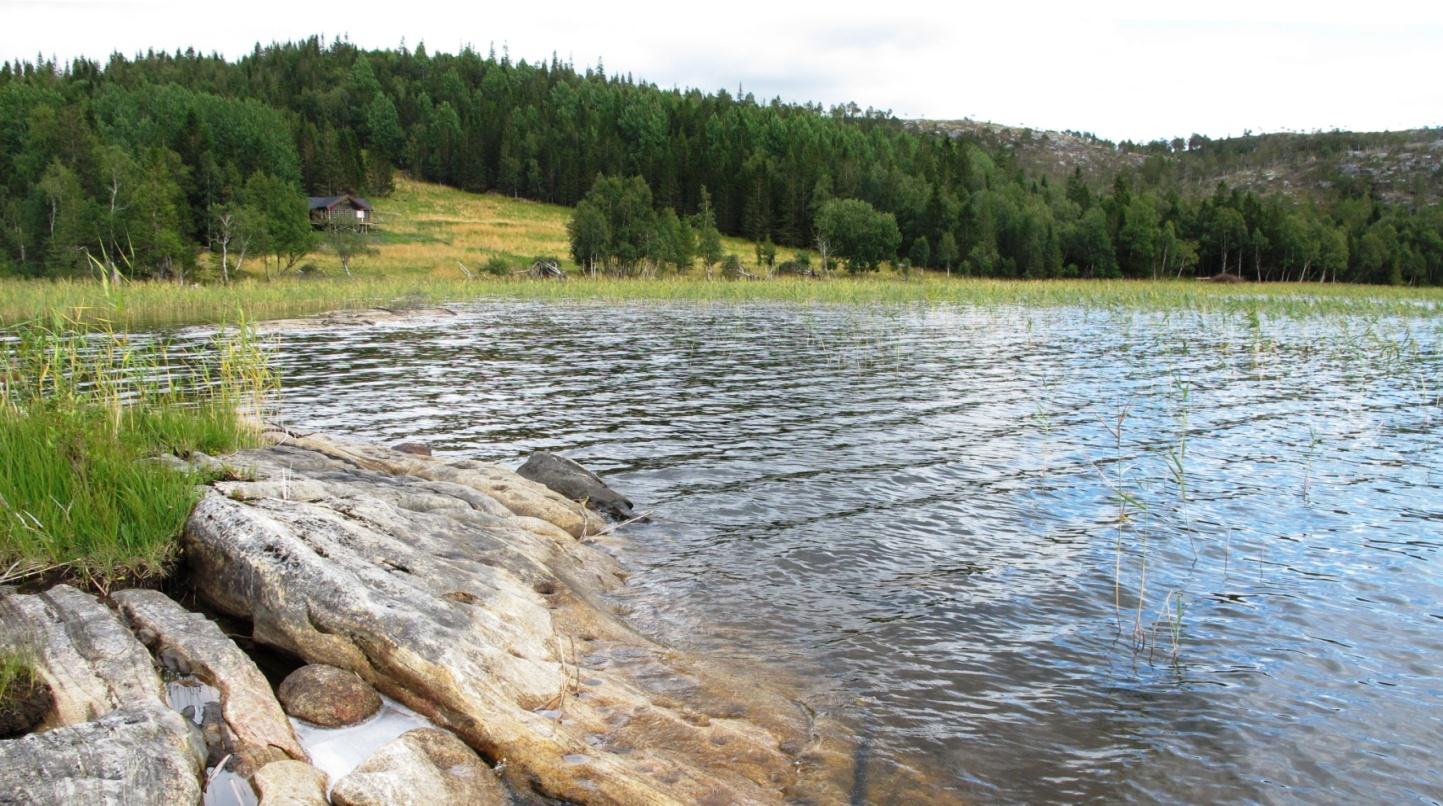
[264,301,1443,804]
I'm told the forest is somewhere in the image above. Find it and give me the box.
[1,36,1440,284]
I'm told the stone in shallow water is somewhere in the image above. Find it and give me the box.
[114,588,307,773]
[330,728,505,806]
[278,665,383,727]
[289,694,433,786]
[517,451,639,521]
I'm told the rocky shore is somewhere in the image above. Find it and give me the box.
[0,429,878,805]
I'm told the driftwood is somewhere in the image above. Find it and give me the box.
[721,263,760,280]
[527,259,566,280]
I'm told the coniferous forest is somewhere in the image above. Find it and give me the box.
[2,36,1440,284]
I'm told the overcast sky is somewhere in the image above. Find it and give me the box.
[4,0,1439,142]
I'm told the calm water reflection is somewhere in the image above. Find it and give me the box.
[265,301,1443,804]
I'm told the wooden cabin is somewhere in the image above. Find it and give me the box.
[308,195,373,230]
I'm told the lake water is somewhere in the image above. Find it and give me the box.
[263,300,1443,804]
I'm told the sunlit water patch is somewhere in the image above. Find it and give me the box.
[258,300,1443,803]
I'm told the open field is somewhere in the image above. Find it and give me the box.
[302,175,786,279]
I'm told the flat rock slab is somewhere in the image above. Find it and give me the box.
[331,728,504,806]
[186,435,865,805]
[0,585,164,730]
[113,588,307,773]
[0,703,205,805]
[278,664,382,727]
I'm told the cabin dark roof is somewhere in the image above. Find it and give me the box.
[307,195,373,211]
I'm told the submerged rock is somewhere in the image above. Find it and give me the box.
[253,759,329,806]
[278,665,382,727]
[114,588,307,773]
[330,728,505,806]
[0,585,164,730]
[516,451,639,522]
[185,433,862,804]
[0,703,205,805]
[391,442,432,457]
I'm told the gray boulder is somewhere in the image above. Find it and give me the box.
[0,703,205,805]
[0,585,164,730]
[516,452,639,522]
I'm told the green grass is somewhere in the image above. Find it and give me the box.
[0,319,274,590]
[0,650,38,706]
[1,274,1440,331]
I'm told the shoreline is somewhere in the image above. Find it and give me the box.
[0,427,950,804]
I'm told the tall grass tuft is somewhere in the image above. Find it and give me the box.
[0,317,275,591]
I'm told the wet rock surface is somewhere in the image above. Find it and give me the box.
[0,702,205,805]
[517,451,639,521]
[185,432,867,805]
[390,441,432,457]
[114,588,307,773]
[330,728,505,806]
[278,664,382,727]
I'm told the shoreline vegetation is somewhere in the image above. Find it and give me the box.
[0,318,273,591]
[2,275,1440,331]
[2,177,1438,330]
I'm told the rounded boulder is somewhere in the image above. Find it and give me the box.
[276,665,381,727]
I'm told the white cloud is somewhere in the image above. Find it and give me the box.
[3,0,1438,141]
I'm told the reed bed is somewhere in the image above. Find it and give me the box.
[2,274,1439,330]
[0,317,275,590]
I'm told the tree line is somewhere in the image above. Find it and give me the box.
[1,37,1440,284]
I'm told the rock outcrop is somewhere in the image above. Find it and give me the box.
[278,664,382,727]
[0,585,165,730]
[0,703,205,805]
[254,430,610,539]
[113,588,307,774]
[330,728,505,806]
[516,451,640,521]
[186,434,860,805]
